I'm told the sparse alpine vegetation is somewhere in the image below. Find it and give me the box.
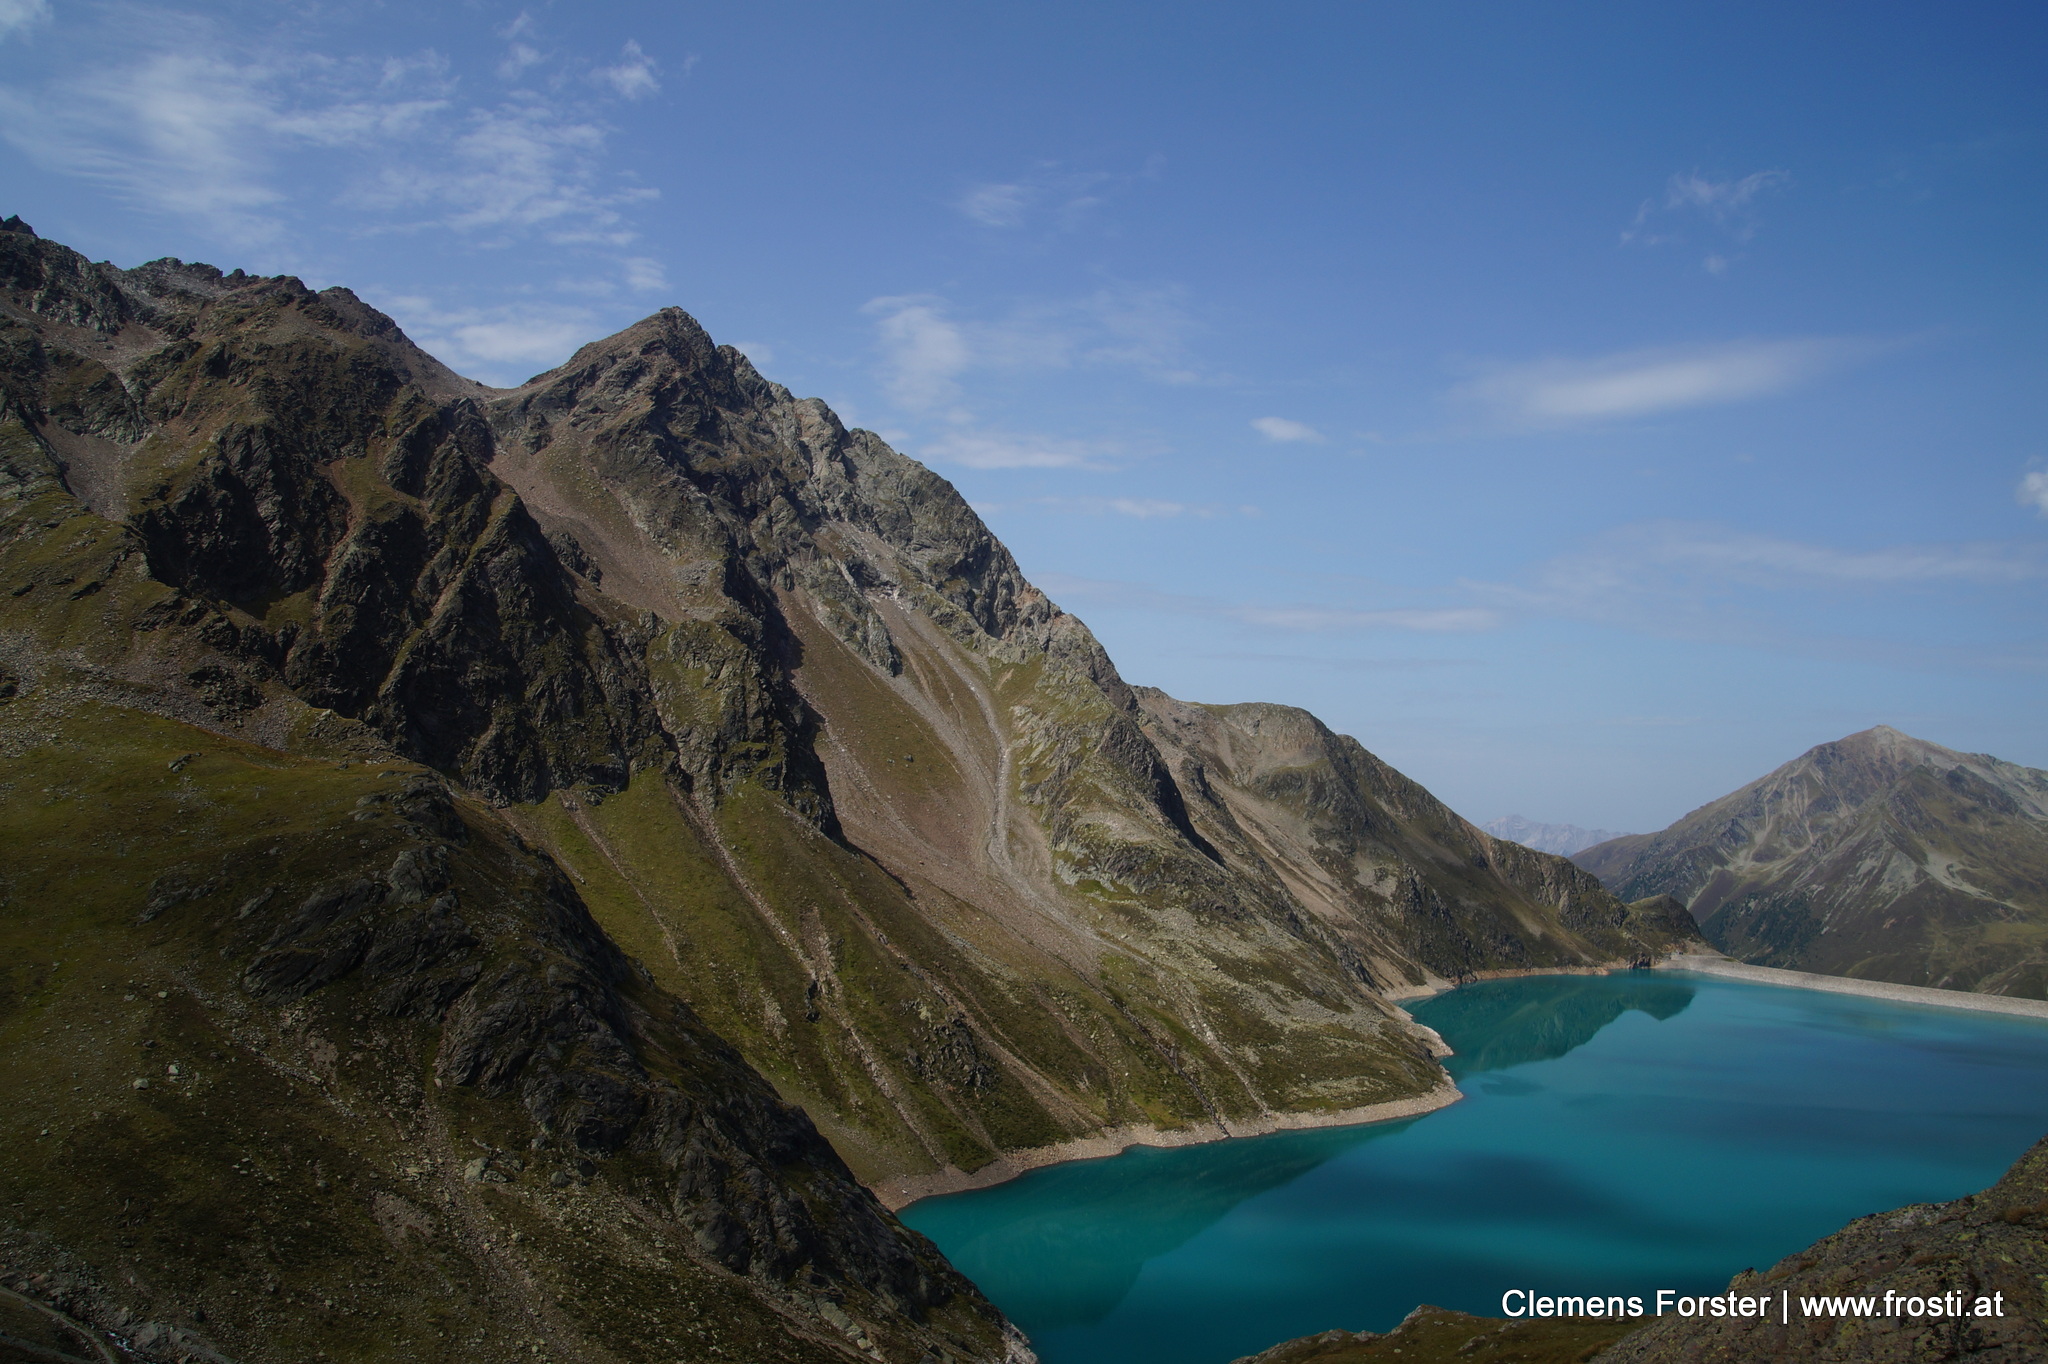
[1,219,1699,1362]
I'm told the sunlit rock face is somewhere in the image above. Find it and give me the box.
[1,221,1695,1361]
[1576,726,2048,997]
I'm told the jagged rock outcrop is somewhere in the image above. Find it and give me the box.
[1,219,1702,1358]
[1575,727,2048,997]
[1,224,1011,1363]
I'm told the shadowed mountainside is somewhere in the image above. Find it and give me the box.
[1,217,1699,1361]
[1575,727,2048,998]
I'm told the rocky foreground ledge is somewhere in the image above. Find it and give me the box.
[1231,1306,1631,1363]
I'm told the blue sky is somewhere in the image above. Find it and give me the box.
[3,0,2043,831]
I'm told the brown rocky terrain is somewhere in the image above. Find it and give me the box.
[1231,1306,1634,1364]
[1575,727,2048,997]
[0,215,1700,1362]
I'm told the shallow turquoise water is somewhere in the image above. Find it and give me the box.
[900,973,2048,1364]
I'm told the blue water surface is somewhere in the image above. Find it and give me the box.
[899,973,2048,1364]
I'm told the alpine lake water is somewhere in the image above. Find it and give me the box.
[899,972,2048,1364]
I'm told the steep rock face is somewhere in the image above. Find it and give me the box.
[1134,695,1698,986]
[467,305,1703,1187]
[1575,728,2048,997]
[1,227,1013,1364]
[0,219,1700,1244]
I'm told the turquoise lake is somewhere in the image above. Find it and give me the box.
[899,973,2048,1364]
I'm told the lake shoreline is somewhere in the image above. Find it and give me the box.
[900,966,2048,1364]
[1655,953,2048,1019]
[881,955,1672,1212]
[873,1081,1464,1211]
[1380,961,1637,1004]
[876,954,2048,1211]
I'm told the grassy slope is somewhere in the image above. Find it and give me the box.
[510,605,1452,1189]
[0,428,1004,1363]
[0,701,873,1364]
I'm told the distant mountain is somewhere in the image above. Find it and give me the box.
[1482,815,1629,857]
[1575,726,2048,998]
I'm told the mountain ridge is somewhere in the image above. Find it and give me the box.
[1,218,1701,1362]
[1575,725,2048,997]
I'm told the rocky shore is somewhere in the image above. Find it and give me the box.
[872,1081,1464,1210]
[1658,953,2048,1020]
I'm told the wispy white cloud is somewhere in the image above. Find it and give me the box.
[497,28,544,81]
[1660,169,1789,227]
[1231,605,1503,632]
[861,287,1203,473]
[1457,337,1880,425]
[1465,521,2048,656]
[955,162,1128,230]
[1624,168,1790,272]
[16,45,450,239]
[0,8,655,254]
[863,295,970,410]
[362,95,654,243]
[1034,521,2047,665]
[2020,470,2048,517]
[1200,651,1481,673]
[1037,572,1503,635]
[373,293,599,381]
[1626,527,2043,586]
[593,40,659,100]
[1099,498,1198,518]
[0,0,51,43]
[975,496,1255,520]
[863,285,1201,418]
[920,429,1113,470]
[959,182,1033,228]
[1075,285,1201,383]
[621,255,665,291]
[1252,416,1324,443]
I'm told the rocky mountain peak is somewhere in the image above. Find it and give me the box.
[1577,726,2048,996]
[2,221,1707,1363]
[1817,723,1963,770]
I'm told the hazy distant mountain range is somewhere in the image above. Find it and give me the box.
[1481,815,1630,857]
[0,219,1700,1362]
[1576,725,2048,999]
